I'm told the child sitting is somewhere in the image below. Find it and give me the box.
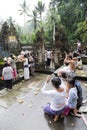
[60,73,83,109]
[64,78,81,117]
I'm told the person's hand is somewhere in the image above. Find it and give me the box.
[58,71,62,77]
[46,75,51,83]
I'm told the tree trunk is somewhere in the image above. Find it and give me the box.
[34,18,37,31]
[40,14,42,27]
[42,41,45,63]
[53,21,55,46]
[24,13,26,27]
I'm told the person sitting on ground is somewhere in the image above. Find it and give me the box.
[73,50,80,58]
[64,51,82,69]
[64,78,81,117]
[64,51,73,60]
[58,61,76,77]
[64,55,73,66]
[61,73,83,109]
[70,77,83,109]
[42,76,66,122]
[76,57,83,70]
[72,51,82,69]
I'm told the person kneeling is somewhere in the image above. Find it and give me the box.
[42,76,66,122]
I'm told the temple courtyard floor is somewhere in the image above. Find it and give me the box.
[0,72,87,130]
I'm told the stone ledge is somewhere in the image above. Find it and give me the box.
[54,65,87,81]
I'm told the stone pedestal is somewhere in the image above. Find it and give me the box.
[38,50,42,63]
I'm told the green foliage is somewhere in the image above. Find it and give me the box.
[49,0,87,44]
[35,0,45,17]
[76,21,87,44]
[55,27,68,51]
[7,16,16,27]
[58,1,84,34]
[31,33,36,43]
[0,58,4,65]
[19,33,30,44]
[27,9,40,31]
[16,0,87,49]
[33,28,44,43]
[0,18,19,44]
[0,21,9,43]
[16,22,36,44]
[44,8,61,47]
[35,0,45,26]
[18,0,29,16]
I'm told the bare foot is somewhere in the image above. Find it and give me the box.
[54,115,59,122]
[70,112,81,118]
[77,110,82,114]
[60,114,64,118]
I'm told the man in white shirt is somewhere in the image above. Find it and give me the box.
[75,40,81,53]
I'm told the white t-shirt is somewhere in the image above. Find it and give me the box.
[2,66,13,80]
[24,58,28,66]
[60,78,67,90]
[21,50,25,55]
[77,42,81,48]
[59,66,74,74]
[47,51,51,59]
[45,52,47,61]
[42,83,66,111]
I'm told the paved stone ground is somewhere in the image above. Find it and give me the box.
[0,73,86,130]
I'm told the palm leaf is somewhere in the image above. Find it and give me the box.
[18,9,22,11]
[20,12,23,15]
[27,19,32,23]
[35,6,39,11]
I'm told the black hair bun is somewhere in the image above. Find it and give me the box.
[51,77,61,87]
